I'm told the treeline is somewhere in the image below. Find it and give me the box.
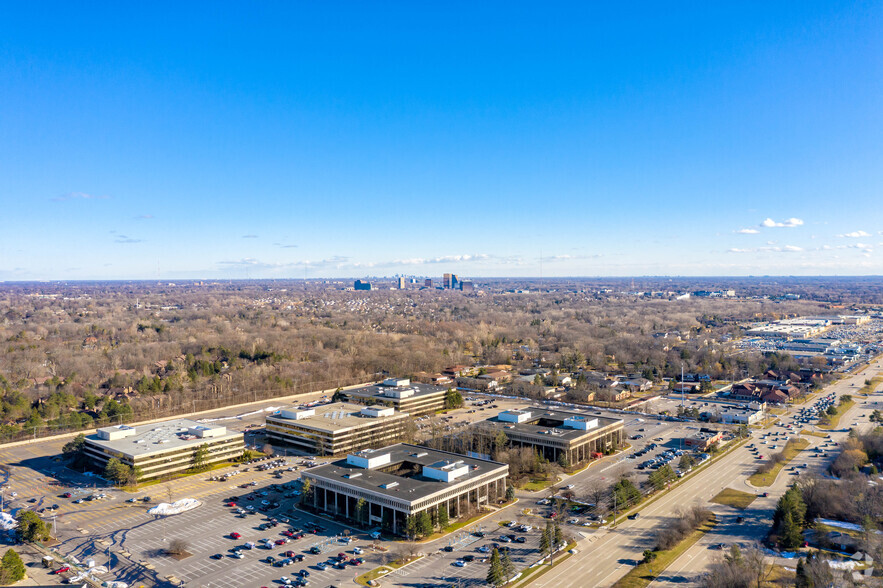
[0,279,848,443]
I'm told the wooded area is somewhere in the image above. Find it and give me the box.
[0,278,864,441]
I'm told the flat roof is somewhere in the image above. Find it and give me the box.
[266,402,408,433]
[303,443,507,504]
[85,418,242,458]
[477,407,623,442]
[342,381,448,400]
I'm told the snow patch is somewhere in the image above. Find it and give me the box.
[147,498,201,515]
[0,511,16,531]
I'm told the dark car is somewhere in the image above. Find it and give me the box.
[442,545,454,552]
[462,555,475,562]
[265,556,277,563]
[627,513,639,520]
[211,553,224,560]
[514,536,526,543]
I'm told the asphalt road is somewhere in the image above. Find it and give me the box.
[530,359,883,588]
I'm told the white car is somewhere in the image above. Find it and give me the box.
[453,560,467,567]
[280,577,292,585]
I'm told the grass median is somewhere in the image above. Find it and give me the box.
[509,541,577,588]
[748,438,810,487]
[710,488,757,509]
[612,515,718,588]
[817,400,855,430]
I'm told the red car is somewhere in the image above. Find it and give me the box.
[352,558,364,566]
[274,538,287,545]
[53,566,70,574]
[226,502,237,507]
[61,492,72,498]
[284,550,296,558]
[230,532,241,540]
[282,530,295,537]
[337,552,347,560]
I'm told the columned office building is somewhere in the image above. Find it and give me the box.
[302,444,508,535]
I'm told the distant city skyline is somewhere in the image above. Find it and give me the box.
[1,3,881,280]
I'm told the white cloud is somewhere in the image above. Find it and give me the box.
[736,228,760,234]
[761,217,803,228]
[782,245,803,252]
[388,254,491,266]
[52,191,111,202]
[837,230,870,238]
[727,248,751,253]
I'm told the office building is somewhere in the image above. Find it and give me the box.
[472,408,624,465]
[266,402,410,455]
[354,280,372,291]
[339,379,449,417]
[302,444,509,535]
[83,419,245,481]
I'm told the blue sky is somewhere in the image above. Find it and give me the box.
[1,2,881,280]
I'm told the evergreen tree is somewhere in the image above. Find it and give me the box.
[301,478,313,504]
[405,514,418,539]
[781,511,803,549]
[191,443,209,471]
[553,522,563,548]
[0,548,26,584]
[505,485,516,502]
[795,558,812,588]
[486,548,504,586]
[501,547,515,582]
[417,510,433,537]
[356,498,367,525]
[16,510,50,543]
[437,505,449,530]
[539,524,551,558]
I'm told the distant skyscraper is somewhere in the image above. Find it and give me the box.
[443,273,452,289]
[397,277,406,289]
[460,280,474,292]
[424,278,432,288]
[354,280,372,291]
[451,274,459,290]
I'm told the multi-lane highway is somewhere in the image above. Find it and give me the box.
[530,358,882,588]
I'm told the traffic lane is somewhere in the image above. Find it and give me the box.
[531,441,760,588]
[645,389,877,585]
[652,433,849,584]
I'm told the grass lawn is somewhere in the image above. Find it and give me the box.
[510,542,577,588]
[800,430,828,438]
[860,376,883,395]
[748,438,810,487]
[122,460,238,491]
[520,478,554,492]
[414,505,508,543]
[818,400,855,430]
[710,488,757,509]
[612,516,717,588]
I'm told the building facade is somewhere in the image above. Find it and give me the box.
[340,379,448,417]
[473,408,624,465]
[83,420,245,481]
[266,402,410,455]
[302,444,508,535]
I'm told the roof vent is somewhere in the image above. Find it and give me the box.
[344,473,362,479]
[380,482,399,489]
